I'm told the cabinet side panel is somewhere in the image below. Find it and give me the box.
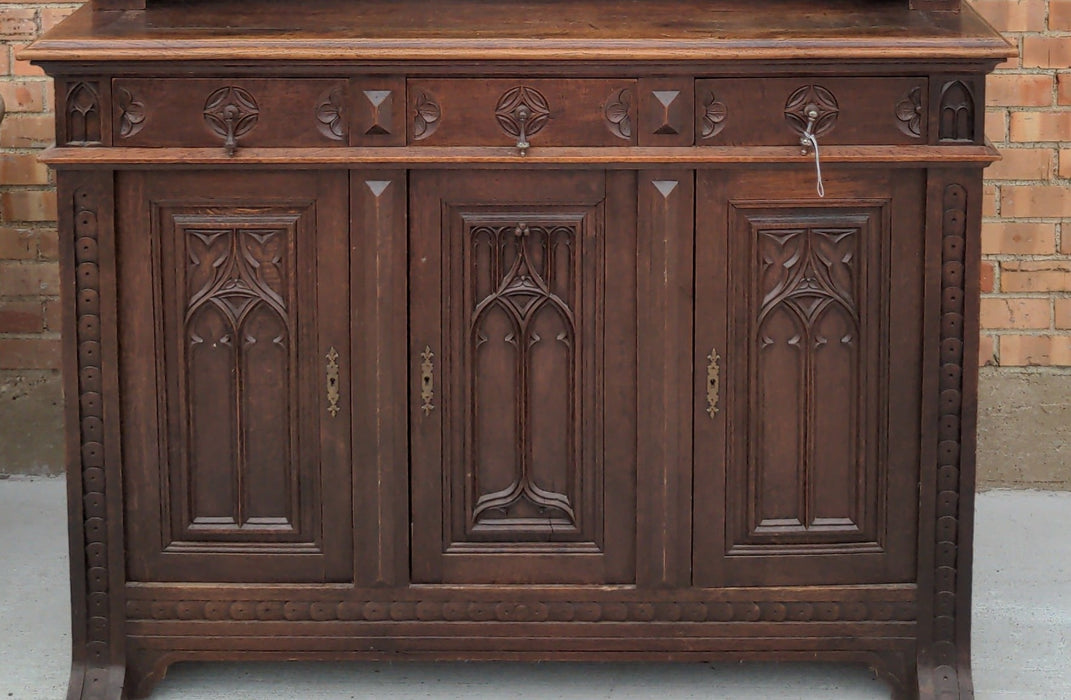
[58,168,128,698]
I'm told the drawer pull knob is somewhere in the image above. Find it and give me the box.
[515,105,531,155]
[203,86,259,156]
[420,345,435,415]
[495,86,549,155]
[706,348,721,418]
[325,346,341,417]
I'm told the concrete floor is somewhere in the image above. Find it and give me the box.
[1,478,1068,699]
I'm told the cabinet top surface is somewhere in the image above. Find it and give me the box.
[24,0,1013,63]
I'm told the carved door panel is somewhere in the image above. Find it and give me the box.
[694,168,923,586]
[410,170,637,584]
[119,171,351,582]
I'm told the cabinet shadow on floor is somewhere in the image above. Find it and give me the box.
[152,660,889,699]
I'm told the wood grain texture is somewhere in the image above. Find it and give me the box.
[22,0,1014,62]
[38,144,1003,166]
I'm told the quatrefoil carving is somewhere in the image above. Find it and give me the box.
[784,84,839,138]
[494,86,550,140]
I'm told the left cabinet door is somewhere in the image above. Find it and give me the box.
[118,171,352,582]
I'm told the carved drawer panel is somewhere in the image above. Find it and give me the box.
[696,77,928,146]
[112,78,350,148]
[407,78,637,147]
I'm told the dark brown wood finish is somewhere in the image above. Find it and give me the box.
[409,170,637,585]
[27,1,1012,698]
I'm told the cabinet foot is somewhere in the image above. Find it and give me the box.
[865,650,917,700]
[124,647,173,699]
[916,647,974,700]
[66,661,125,700]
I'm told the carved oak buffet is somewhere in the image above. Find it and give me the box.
[23,1,1013,697]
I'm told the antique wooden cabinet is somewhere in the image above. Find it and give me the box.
[24,0,1013,697]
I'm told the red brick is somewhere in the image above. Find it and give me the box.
[985,108,1008,143]
[0,190,57,221]
[999,334,1071,366]
[981,261,996,293]
[0,300,43,333]
[0,113,55,147]
[0,261,58,296]
[1022,36,1071,68]
[980,296,1051,329]
[985,147,1053,180]
[986,73,1053,107]
[983,184,999,217]
[39,7,76,33]
[0,227,35,260]
[34,228,58,260]
[0,80,46,112]
[1055,298,1071,329]
[1053,0,1071,30]
[973,0,1048,31]
[0,47,10,76]
[42,298,61,332]
[981,221,1056,255]
[1060,73,1071,106]
[0,338,61,369]
[1061,148,1071,178]
[1002,185,1071,218]
[978,333,998,367]
[11,44,45,77]
[1009,111,1071,141]
[1001,261,1071,292]
[0,8,38,38]
[0,152,50,185]
[0,262,41,296]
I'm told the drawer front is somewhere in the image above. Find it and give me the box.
[112,78,350,147]
[407,78,637,147]
[696,77,927,146]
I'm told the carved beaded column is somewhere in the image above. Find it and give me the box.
[57,169,126,700]
[917,171,983,700]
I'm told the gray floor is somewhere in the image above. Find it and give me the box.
[2,478,1068,699]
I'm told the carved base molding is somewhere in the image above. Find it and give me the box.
[127,597,918,623]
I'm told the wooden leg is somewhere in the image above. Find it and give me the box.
[66,661,125,700]
[125,647,173,700]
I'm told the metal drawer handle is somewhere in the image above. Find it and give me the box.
[515,105,531,155]
[799,105,825,198]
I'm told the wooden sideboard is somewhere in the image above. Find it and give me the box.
[23,1,1014,697]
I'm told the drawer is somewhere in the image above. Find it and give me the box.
[407,78,637,147]
[112,78,350,148]
[695,77,928,146]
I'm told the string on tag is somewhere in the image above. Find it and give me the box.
[803,130,825,198]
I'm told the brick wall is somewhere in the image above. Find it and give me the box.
[0,1,77,375]
[974,0,1071,367]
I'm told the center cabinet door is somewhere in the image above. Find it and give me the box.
[409,171,637,584]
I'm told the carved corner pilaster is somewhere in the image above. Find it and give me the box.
[916,175,979,700]
[59,171,126,700]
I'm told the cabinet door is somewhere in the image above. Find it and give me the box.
[410,170,637,584]
[694,168,923,586]
[119,171,352,582]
